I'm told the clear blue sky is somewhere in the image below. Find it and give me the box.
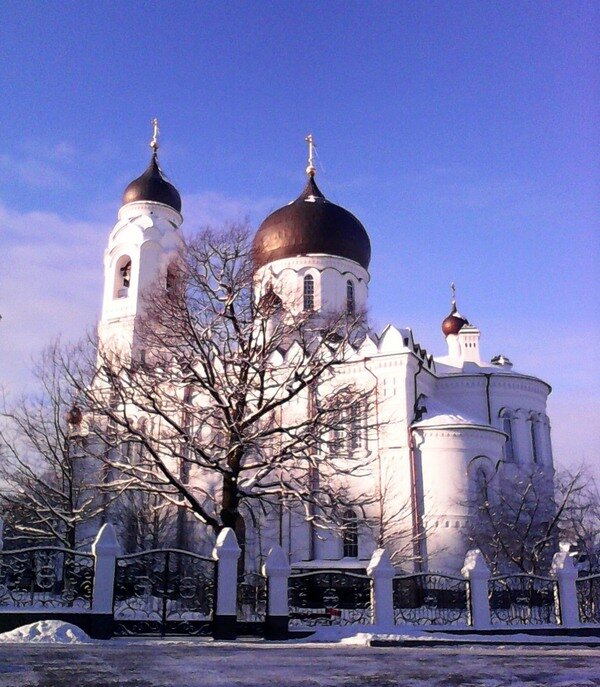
[0,1,598,467]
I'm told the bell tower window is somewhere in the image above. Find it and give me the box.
[346,280,355,314]
[114,256,132,299]
[303,274,315,311]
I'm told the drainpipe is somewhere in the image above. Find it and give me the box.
[483,374,492,424]
[409,358,425,572]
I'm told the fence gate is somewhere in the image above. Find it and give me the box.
[113,549,215,636]
[236,571,267,635]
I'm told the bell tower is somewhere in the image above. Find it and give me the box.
[98,120,183,358]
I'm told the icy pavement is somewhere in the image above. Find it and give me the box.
[0,640,599,687]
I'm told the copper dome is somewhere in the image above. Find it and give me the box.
[122,152,182,212]
[252,176,371,270]
[442,304,469,336]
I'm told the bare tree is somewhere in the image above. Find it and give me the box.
[0,342,108,549]
[75,225,377,544]
[370,468,426,570]
[555,468,600,573]
[465,463,587,575]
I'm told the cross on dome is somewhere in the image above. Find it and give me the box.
[150,117,160,152]
[305,133,316,177]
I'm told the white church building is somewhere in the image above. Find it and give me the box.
[96,129,555,573]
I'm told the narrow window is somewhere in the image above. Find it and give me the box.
[502,416,514,462]
[303,274,315,311]
[530,419,538,463]
[346,280,355,314]
[349,402,363,451]
[342,509,358,558]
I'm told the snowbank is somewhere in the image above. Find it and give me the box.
[0,620,93,644]
[294,624,600,646]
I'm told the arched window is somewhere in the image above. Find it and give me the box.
[303,274,315,311]
[348,401,365,451]
[530,414,539,464]
[499,409,515,462]
[114,255,132,299]
[475,467,489,503]
[342,509,358,558]
[346,280,355,314]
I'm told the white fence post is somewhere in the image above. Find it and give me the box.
[212,527,241,639]
[367,548,395,627]
[462,549,492,630]
[551,545,580,628]
[0,515,4,550]
[262,545,291,639]
[91,523,121,615]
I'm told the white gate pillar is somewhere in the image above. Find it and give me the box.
[212,527,241,639]
[367,548,395,627]
[91,523,121,615]
[262,545,291,639]
[462,549,491,629]
[551,545,580,628]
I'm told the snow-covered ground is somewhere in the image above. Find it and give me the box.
[0,622,599,686]
[0,640,599,685]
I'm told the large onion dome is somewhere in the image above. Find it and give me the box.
[442,303,469,336]
[252,174,371,270]
[122,150,182,213]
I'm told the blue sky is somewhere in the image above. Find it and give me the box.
[0,1,598,469]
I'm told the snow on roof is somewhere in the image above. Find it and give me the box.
[412,398,484,428]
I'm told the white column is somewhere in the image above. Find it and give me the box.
[262,545,291,639]
[91,523,121,614]
[462,549,491,629]
[212,527,241,639]
[551,545,580,628]
[367,548,395,627]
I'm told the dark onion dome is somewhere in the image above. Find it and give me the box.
[122,151,182,212]
[252,175,371,270]
[442,303,469,336]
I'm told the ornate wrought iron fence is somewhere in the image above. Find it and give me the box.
[488,574,559,625]
[576,574,600,624]
[113,549,215,636]
[393,573,470,626]
[288,569,371,627]
[0,547,94,610]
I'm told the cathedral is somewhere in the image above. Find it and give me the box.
[96,127,555,573]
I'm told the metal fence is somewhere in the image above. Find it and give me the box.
[113,548,215,636]
[488,574,559,625]
[576,574,600,625]
[393,573,470,626]
[0,547,94,610]
[288,570,372,627]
